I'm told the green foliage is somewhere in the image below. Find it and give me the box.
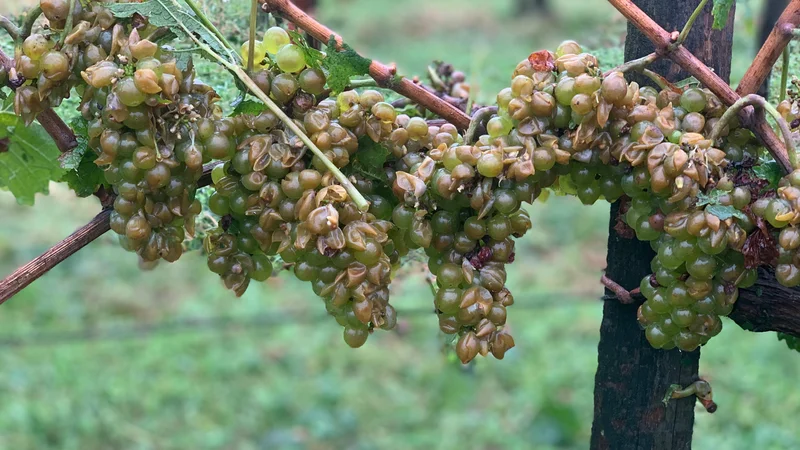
[712,0,735,30]
[322,36,372,94]
[58,118,106,198]
[753,160,783,190]
[230,99,267,116]
[287,30,325,69]
[343,137,390,183]
[778,332,800,352]
[697,189,748,220]
[0,112,65,205]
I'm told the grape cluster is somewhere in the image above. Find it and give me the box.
[16,0,800,358]
[81,29,218,262]
[205,81,403,347]
[753,170,800,287]
[468,41,778,353]
[15,0,121,123]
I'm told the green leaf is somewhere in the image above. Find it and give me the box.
[108,0,236,65]
[711,0,735,30]
[57,118,105,197]
[753,160,782,190]
[0,112,66,205]
[778,332,800,352]
[287,30,325,70]
[60,152,105,198]
[705,204,748,221]
[230,99,267,117]
[59,118,89,171]
[347,137,390,183]
[322,36,372,94]
[696,189,724,207]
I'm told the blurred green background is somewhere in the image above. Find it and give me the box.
[1,0,799,448]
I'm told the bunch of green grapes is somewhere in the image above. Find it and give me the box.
[462,40,788,353]
[15,0,120,123]
[204,87,404,348]
[752,170,800,287]
[80,28,222,262]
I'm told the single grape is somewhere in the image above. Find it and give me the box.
[263,27,291,54]
[276,44,306,73]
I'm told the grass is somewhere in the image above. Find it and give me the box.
[1,0,800,448]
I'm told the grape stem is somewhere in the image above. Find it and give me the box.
[259,0,471,130]
[426,65,447,91]
[19,5,41,42]
[0,15,20,41]
[164,0,366,207]
[247,0,258,72]
[172,15,370,211]
[641,68,669,90]
[180,0,240,64]
[674,0,709,47]
[603,52,659,76]
[464,106,497,145]
[780,46,790,103]
[709,94,797,169]
[60,0,76,45]
[600,274,640,304]
[666,380,717,413]
[348,78,378,88]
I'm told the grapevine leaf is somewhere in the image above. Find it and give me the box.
[108,0,235,65]
[778,332,800,352]
[323,36,372,94]
[58,118,106,197]
[696,189,724,207]
[753,160,783,190]
[697,189,747,220]
[705,204,748,221]
[59,118,89,171]
[287,30,325,70]
[711,0,735,30]
[354,136,389,172]
[345,137,390,183]
[231,99,267,117]
[0,112,66,205]
[60,152,106,198]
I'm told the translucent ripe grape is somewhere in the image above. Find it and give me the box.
[22,34,51,61]
[115,77,147,107]
[40,51,70,81]
[276,44,306,73]
[372,102,397,123]
[41,0,70,22]
[477,152,503,178]
[680,88,707,113]
[406,117,429,140]
[486,116,512,138]
[601,72,627,103]
[263,26,291,54]
[298,68,326,95]
[240,41,268,69]
[554,77,576,106]
[556,40,582,57]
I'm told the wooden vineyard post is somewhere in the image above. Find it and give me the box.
[590,1,735,449]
